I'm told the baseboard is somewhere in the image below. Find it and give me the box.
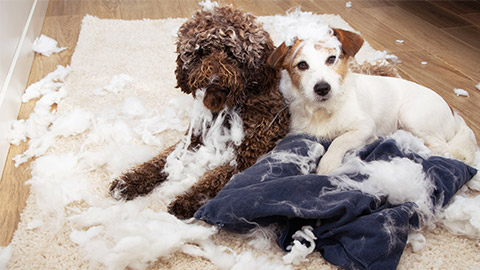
[0,0,48,179]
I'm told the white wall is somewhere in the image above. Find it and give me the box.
[0,0,48,177]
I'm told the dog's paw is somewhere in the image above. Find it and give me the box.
[167,197,198,220]
[316,155,342,175]
[109,179,139,201]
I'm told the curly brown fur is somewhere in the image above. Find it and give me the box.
[109,5,290,219]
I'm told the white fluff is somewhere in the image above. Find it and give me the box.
[396,40,404,44]
[345,1,352,8]
[21,65,70,103]
[454,88,469,97]
[93,74,134,96]
[268,8,341,50]
[331,131,437,225]
[157,88,244,203]
[476,83,480,91]
[406,232,427,252]
[68,202,219,270]
[283,226,316,265]
[0,245,12,270]
[232,251,292,270]
[266,140,324,175]
[50,109,94,137]
[368,50,400,64]
[198,0,219,10]
[9,65,70,166]
[32,34,67,56]
[421,61,428,65]
[441,195,480,238]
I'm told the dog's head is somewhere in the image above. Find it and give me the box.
[267,28,364,110]
[175,6,276,112]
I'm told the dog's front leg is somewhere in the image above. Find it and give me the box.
[109,144,177,200]
[317,127,375,175]
[167,164,237,219]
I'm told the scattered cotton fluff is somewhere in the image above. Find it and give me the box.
[246,225,279,251]
[198,0,219,10]
[150,88,245,203]
[454,88,469,97]
[93,74,134,95]
[21,65,70,103]
[68,201,221,270]
[283,226,316,265]
[407,232,427,252]
[32,34,67,56]
[396,40,404,44]
[331,131,437,226]
[421,61,428,65]
[268,8,341,50]
[8,65,71,166]
[368,50,400,64]
[441,195,480,238]
[232,251,292,270]
[0,245,12,270]
[265,140,324,175]
[476,83,480,91]
[345,1,352,8]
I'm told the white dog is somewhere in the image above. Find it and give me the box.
[267,28,478,175]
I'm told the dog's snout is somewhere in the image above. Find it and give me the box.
[314,82,331,96]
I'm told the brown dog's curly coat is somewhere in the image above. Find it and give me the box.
[109,6,290,219]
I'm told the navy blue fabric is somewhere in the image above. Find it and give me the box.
[194,134,477,270]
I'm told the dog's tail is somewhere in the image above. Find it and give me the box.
[446,112,478,166]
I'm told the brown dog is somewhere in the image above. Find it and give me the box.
[109,5,290,219]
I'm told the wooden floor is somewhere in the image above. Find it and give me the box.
[1,0,479,246]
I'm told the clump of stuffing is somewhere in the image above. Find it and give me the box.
[441,195,480,238]
[32,35,67,56]
[198,0,219,10]
[283,226,316,265]
[268,8,341,50]
[406,232,427,252]
[454,88,469,97]
[0,245,12,270]
[346,1,352,8]
[93,74,134,96]
[476,83,480,91]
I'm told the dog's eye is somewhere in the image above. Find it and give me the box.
[326,56,337,65]
[297,61,309,71]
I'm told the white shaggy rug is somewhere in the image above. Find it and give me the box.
[2,11,480,270]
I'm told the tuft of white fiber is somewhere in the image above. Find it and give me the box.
[93,74,134,96]
[32,34,67,56]
[198,0,219,10]
[454,88,469,97]
[158,88,244,203]
[476,83,480,91]
[441,195,480,238]
[267,8,341,49]
[406,232,427,252]
[0,245,12,270]
[283,226,316,265]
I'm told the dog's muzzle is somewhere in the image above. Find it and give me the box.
[314,82,331,97]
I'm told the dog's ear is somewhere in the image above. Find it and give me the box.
[267,42,290,70]
[175,56,192,94]
[332,28,364,58]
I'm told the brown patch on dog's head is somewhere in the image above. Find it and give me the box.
[267,39,303,70]
[332,28,364,58]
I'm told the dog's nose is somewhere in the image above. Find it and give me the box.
[314,82,331,96]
